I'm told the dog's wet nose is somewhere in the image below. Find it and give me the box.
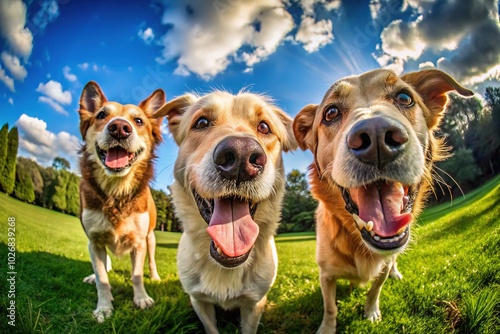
[213,136,267,182]
[347,117,409,168]
[107,119,132,140]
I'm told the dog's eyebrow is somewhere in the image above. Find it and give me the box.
[323,81,352,104]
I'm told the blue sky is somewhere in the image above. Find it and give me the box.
[1,0,499,191]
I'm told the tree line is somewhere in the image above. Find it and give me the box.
[1,86,499,233]
[0,123,181,232]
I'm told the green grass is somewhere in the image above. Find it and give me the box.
[1,175,499,333]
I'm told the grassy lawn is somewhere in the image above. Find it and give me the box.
[1,175,499,333]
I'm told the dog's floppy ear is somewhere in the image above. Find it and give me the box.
[79,81,108,139]
[401,69,474,129]
[273,107,298,152]
[293,104,318,151]
[141,89,166,144]
[154,94,198,145]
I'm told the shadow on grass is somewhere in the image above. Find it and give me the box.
[0,243,194,334]
[156,243,179,249]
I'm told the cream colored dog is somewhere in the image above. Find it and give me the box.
[293,69,473,333]
[155,91,297,333]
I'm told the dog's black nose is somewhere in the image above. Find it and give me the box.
[347,116,409,168]
[107,119,132,140]
[213,136,267,182]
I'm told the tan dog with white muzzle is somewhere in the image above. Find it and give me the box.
[155,91,297,334]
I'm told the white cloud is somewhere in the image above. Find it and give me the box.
[418,61,435,69]
[62,66,77,82]
[138,27,155,44]
[16,114,80,168]
[38,96,68,115]
[1,51,27,80]
[156,0,294,79]
[0,66,15,92]
[78,62,89,70]
[32,0,60,31]
[8,97,13,105]
[36,80,72,105]
[299,0,341,16]
[376,0,500,85]
[295,17,333,53]
[0,0,33,60]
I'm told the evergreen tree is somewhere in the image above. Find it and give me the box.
[14,162,35,203]
[0,124,8,174]
[0,127,18,194]
[66,173,80,216]
[52,169,70,213]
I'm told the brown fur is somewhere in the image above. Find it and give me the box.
[293,69,473,333]
[78,81,165,322]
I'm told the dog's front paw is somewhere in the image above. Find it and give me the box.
[317,319,336,334]
[364,307,381,322]
[93,306,113,323]
[83,274,96,284]
[134,295,154,309]
[150,273,161,281]
[389,266,403,280]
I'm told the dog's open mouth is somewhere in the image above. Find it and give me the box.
[195,192,259,268]
[95,143,143,172]
[343,181,412,250]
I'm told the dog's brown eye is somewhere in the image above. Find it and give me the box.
[194,117,210,129]
[135,118,144,126]
[324,106,340,123]
[96,111,107,119]
[257,121,270,134]
[396,92,414,107]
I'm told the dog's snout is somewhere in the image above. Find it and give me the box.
[213,136,267,182]
[107,119,132,140]
[347,117,409,168]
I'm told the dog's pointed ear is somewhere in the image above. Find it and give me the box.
[401,69,474,129]
[79,81,108,139]
[273,107,298,152]
[140,89,166,144]
[154,94,198,145]
[293,104,318,151]
[141,89,166,117]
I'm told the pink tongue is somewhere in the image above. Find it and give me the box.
[350,182,412,237]
[206,198,259,258]
[105,147,129,169]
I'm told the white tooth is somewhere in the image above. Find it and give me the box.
[374,235,380,241]
[217,247,222,255]
[366,221,374,232]
[370,231,375,237]
[353,214,366,229]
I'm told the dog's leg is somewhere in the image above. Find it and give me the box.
[389,258,403,280]
[83,253,112,284]
[130,241,154,309]
[364,262,391,322]
[240,295,267,334]
[190,297,218,334]
[146,230,161,281]
[88,242,114,322]
[317,271,338,334]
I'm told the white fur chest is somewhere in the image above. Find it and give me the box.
[81,208,150,255]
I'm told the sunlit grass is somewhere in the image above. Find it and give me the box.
[0,175,498,333]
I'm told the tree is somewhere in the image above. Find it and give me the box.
[65,173,80,216]
[40,166,57,209]
[52,170,70,213]
[14,161,35,203]
[279,169,317,233]
[52,157,71,171]
[151,188,168,230]
[0,127,18,194]
[437,148,482,195]
[0,124,8,174]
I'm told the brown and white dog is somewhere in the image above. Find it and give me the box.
[78,82,164,322]
[293,69,473,333]
[155,91,297,333]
